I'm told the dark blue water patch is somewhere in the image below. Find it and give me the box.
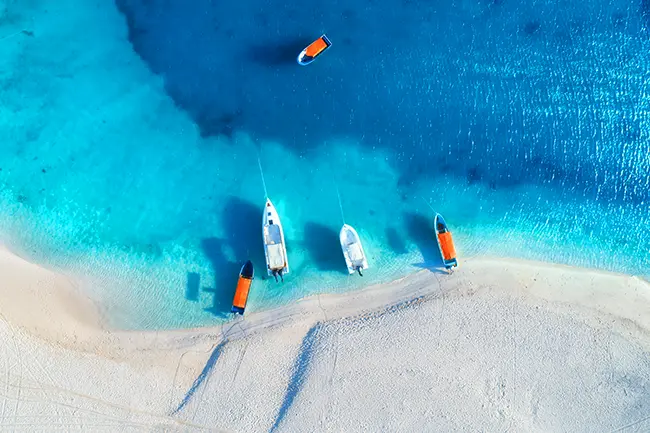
[221,197,267,268]
[642,0,650,22]
[404,212,444,269]
[201,237,239,317]
[523,20,542,35]
[248,37,313,68]
[385,227,408,255]
[115,0,650,206]
[303,222,348,274]
[200,196,268,316]
[186,272,201,301]
[196,109,243,139]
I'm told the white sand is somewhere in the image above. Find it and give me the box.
[0,248,649,432]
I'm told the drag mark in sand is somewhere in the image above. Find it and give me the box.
[611,414,650,432]
[0,327,9,425]
[229,339,252,387]
[510,293,519,426]
[314,295,340,425]
[172,340,228,416]
[171,320,249,418]
[431,273,446,352]
[270,325,323,433]
[1,318,26,429]
[319,326,340,425]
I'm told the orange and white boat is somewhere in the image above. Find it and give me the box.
[297,34,332,66]
[434,213,458,270]
[231,260,254,315]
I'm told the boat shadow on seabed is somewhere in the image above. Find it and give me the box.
[187,197,267,318]
[404,212,449,274]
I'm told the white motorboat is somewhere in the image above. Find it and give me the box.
[263,199,289,282]
[339,224,369,276]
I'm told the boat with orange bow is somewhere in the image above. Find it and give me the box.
[297,34,332,65]
[434,213,458,270]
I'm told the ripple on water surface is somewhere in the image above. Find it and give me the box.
[0,0,648,329]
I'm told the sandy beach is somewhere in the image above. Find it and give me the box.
[0,246,649,432]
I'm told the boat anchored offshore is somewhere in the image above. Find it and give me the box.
[434,213,458,270]
[263,199,289,282]
[231,260,254,315]
[297,34,332,65]
[339,224,369,276]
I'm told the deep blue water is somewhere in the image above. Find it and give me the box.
[116,0,650,203]
[0,0,648,329]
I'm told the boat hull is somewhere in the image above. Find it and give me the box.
[263,199,289,279]
[297,34,332,65]
[434,213,458,269]
[339,224,369,275]
[231,260,254,315]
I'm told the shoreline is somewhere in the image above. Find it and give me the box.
[2,245,649,354]
[1,246,649,430]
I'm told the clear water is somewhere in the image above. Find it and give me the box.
[1,0,648,329]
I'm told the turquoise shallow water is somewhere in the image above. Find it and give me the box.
[1,1,649,329]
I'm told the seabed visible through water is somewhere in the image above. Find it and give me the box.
[0,0,648,329]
